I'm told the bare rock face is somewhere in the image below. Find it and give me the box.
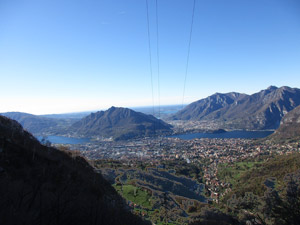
[269,105,300,141]
[170,86,300,130]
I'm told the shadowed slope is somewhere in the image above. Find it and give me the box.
[0,115,149,225]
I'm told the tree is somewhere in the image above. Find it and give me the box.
[262,171,300,225]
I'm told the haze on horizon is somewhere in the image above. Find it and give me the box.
[1,0,300,115]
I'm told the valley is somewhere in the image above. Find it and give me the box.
[2,86,300,224]
[2,0,300,223]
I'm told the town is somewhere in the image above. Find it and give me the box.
[53,136,300,202]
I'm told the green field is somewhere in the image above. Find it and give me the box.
[218,161,262,187]
[114,184,152,209]
[114,184,185,224]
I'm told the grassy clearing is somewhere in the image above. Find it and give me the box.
[114,184,184,224]
[114,184,152,209]
[218,161,262,186]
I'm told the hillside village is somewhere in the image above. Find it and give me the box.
[57,136,300,202]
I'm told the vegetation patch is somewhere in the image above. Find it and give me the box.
[219,153,300,199]
[115,184,153,209]
[218,161,262,187]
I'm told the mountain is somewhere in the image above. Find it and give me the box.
[70,106,172,140]
[0,115,148,225]
[0,112,78,135]
[170,86,300,130]
[170,92,246,120]
[269,105,300,141]
[41,111,92,119]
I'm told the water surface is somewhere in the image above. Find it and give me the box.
[38,136,90,144]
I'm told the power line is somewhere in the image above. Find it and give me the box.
[145,0,155,117]
[182,0,196,109]
[145,0,159,138]
[156,0,161,119]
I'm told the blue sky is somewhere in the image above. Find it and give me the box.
[1,0,300,114]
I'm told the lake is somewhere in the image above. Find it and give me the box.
[38,136,90,144]
[38,130,274,144]
[170,130,274,140]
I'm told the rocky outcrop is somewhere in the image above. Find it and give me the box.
[170,86,300,130]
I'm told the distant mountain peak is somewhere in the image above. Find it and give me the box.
[279,86,292,91]
[170,85,300,130]
[71,107,172,140]
[0,111,71,135]
[267,85,278,90]
[107,106,130,113]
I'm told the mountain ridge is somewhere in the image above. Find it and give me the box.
[170,86,300,130]
[268,105,300,141]
[0,111,78,135]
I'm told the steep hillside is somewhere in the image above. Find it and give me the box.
[170,92,246,120]
[216,154,300,225]
[171,86,300,130]
[218,152,300,198]
[269,105,300,141]
[0,115,148,225]
[71,106,172,140]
